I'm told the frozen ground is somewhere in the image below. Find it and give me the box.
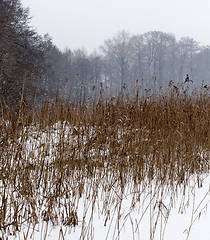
[2,121,210,240]
[6,174,210,240]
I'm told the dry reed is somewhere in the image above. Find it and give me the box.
[0,81,210,239]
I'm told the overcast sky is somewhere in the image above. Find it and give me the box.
[21,0,210,53]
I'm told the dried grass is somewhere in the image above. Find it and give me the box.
[1,81,210,239]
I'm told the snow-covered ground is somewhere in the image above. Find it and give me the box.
[5,173,210,240]
[2,121,210,240]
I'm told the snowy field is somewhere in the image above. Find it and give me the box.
[5,174,210,240]
[1,119,210,240]
[42,176,210,240]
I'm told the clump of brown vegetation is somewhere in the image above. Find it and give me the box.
[1,81,210,239]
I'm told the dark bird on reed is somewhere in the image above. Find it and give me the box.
[184,74,193,83]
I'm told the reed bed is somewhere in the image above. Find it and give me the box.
[1,82,210,239]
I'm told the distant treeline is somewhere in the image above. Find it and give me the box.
[1,0,210,106]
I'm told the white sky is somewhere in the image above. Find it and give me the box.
[21,0,210,53]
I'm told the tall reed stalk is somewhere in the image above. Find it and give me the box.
[0,81,210,239]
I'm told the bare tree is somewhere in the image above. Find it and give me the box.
[100,30,132,93]
[176,37,199,83]
[0,0,50,105]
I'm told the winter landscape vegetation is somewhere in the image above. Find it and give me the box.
[2,0,210,239]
